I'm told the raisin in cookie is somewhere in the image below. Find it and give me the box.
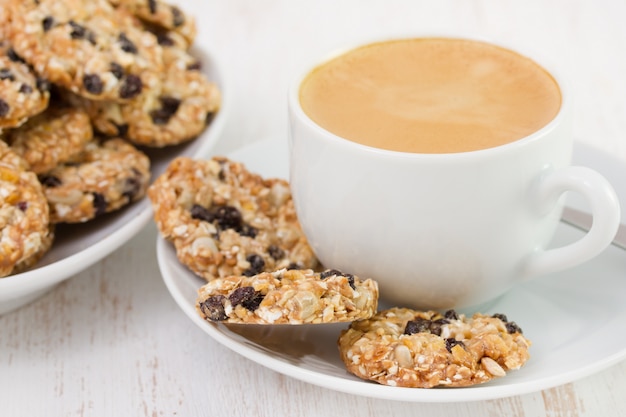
[6,104,93,174]
[338,307,531,388]
[0,141,51,277]
[0,41,50,129]
[40,138,150,223]
[148,157,319,281]
[196,268,379,325]
[7,0,163,102]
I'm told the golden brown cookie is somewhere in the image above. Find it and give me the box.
[338,307,531,388]
[196,268,379,325]
[148,157,319,281]
[40,138,150,223]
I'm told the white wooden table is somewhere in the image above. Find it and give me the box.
[2,1,626,415]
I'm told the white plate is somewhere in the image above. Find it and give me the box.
[157,138,626,402]
[0,45,229,316]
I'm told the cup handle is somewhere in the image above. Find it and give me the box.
[525,166,621,278]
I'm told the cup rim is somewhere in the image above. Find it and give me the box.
[288,35,570,159]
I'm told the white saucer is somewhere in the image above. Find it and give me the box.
[0,44,229,316]
[157,138,626,402]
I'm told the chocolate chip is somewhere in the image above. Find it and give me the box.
[228,286,262,312]
[198,295,227,321]
[83,74,103,94]
[404,317,432,335]
[0,99,9,116]
[243,254,265,277]
[149,96,181,124]
[19,84,33,94]
[171,6,185,27]
[40,175,62,187]
[445,338,465,352]
[36,77,51,92]
[119,74,142,99]
[69,21,87,39]
[268,245,284,260]
[42,16,54,31]
[444,309,459,320]
[110,62,124,79]
[92,192,107,216]
[0,68,15,81]
[148,0,157,14]
[17,201,28,211]
[118,32,138,54]
[286,262,301,270]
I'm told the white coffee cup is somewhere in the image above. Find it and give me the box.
[287,36,621,311]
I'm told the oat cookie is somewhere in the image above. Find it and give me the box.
[0,41,50,129]
[7,0,163,102]
[12,225,55,274]
[40,138,150,223]
[109,0,197,46]
[0,142,51,277]
[148,157,319,281]
[6,104,93,174]
[196,268,379,325]
[81,55,220,147]
[338,307,531,388]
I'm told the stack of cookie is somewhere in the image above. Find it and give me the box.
[149,157,532,388]
[0,0,221,277]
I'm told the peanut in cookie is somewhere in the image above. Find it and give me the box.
[196,268,379,325]
[338,307,531,388]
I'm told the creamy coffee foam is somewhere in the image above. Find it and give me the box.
[299,38,562,153]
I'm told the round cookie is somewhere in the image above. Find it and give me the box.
[338,307,531,388]
[108,0,197,46]
[196,268,379,325]
[0,41,50,129]
[40,138,150,223]
[6,0,163,102]
[6,104,93,174]
[81,55,220,147]
[11,225,55,274]
[0,142,51,277]
[148,156,319,281]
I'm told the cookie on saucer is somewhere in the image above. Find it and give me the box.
[196,268,379,325]
[338,307,531,388]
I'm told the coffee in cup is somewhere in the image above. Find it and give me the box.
[288,36,620,311]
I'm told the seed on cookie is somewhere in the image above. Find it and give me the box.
[338,307,531,388]
[196,268,379,325]
[148,157,319,281]
[40,138,150,223]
